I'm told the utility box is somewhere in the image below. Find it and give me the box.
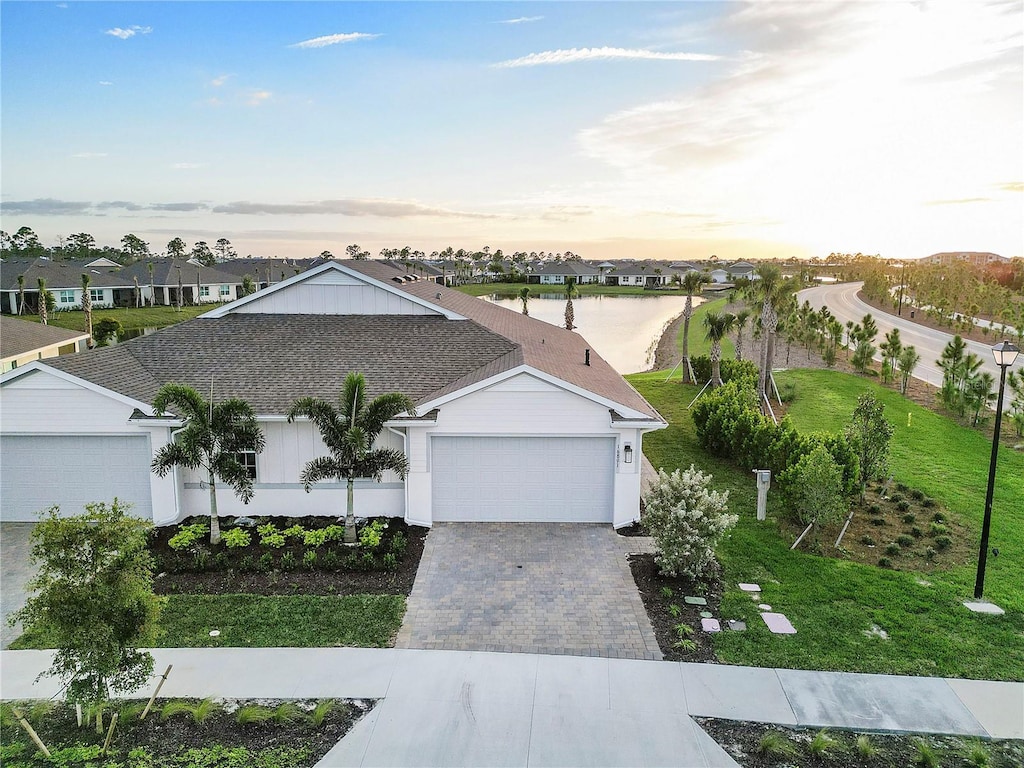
[754,469,771,521]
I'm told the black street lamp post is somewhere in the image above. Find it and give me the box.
[973,340,1020,600]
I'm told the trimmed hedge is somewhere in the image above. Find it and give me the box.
[691,376,858,508]
[689,356,758,385]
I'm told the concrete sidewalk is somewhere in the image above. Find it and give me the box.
[2,648,1020,768]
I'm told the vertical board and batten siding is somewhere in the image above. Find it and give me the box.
[1,370,145,434]
[229,270,440,316]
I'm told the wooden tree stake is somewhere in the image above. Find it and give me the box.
[101,712,119,756]
[11,708,51,758]
[141,664,173,720]
[75,702,82,727]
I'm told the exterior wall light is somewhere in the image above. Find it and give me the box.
[623,444,633,464]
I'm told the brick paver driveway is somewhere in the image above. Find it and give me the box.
[396,523,662,660]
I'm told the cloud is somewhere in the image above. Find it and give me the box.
[98,81,113,86]
[211,198,499,219]
[105,25,152,40]
[149,202,209,212]
[998,182,1024,192]
[171,162,206,170]
[210,74,232,87]
[289,32,380,49]
[926,197,993,206]
[497,16,544,25]
[493,46,719,68]
[0,198,92,215]
[70,152,108,159]
[248,90,272,106]
[96,200,145,211]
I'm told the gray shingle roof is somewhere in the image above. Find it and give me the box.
[46,314,518,414]
[1,257,134,291]
[118,259,245,287]
[0,316,89,359]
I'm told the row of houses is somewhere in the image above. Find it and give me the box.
[530,260,757,286]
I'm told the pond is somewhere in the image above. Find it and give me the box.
[483,294,704,374]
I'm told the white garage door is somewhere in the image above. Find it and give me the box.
[1,435,153,521]
[431,436,615,522]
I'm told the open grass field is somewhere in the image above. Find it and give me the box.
[627,369,1024,680]
[672,297,736,361]
[21,304,211,333]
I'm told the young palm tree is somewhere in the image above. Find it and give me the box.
[17,274,25,315]
[733,309,751,361]
[563,279,578,331]
[147,261,156,306]
[287,373,414,544]
[175,267,183,311]
[518,286,530,316]
[151,384,265,545]
[704,311,736,387]
[751,264,787,412]
[81,273,93,342]
[37,278,48,325]
[679,271,706,383]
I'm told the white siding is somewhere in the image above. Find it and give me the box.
[231,271,440,316]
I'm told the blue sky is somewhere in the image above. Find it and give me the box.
[2,1,1021,261]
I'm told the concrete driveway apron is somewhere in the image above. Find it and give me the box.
[396,523,661,660]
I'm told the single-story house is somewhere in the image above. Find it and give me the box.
[1,257,136,314]
[709,268,730,284]
[728,261,757,280]
[0,261,666,528]
[607,263,674,287]
[531,261,602,285]
[1,315,89,373]
[118,259,254,306]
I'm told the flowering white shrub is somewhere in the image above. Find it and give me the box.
[642,465,736,579]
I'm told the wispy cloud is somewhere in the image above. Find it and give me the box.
[211,199,499,219]
[248,90,272,106]
[497,16,544,25]
[70,152,108,159]
[98,81,113,86]
[210,74,232,87]
[997,182,1024,193]
[105,25,152,40]
[926,197,993,206]
[171,162,205,170]
[149,202,209,212]
[0,198,92,215]
[289,32,380,49]
[493,47,719,68]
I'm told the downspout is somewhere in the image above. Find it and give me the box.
[387,425,409,523]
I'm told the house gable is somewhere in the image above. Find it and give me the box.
[201,262,463,319]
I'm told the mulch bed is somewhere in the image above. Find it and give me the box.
[628,553,723,663]
[151,519,428,597]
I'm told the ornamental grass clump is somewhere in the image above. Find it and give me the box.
[642,466,736,579]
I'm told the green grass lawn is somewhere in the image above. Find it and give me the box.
[23,304,211,333]
[674,297,736,360]
[628,370,1024,680]
[11,594,406,650]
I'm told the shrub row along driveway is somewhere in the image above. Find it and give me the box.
[396,523,662,660]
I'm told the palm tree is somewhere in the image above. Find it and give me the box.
[563,278,579,331]
[751,265,787,411]
[150,384,265,545]
[704,311,736,387]
[733,309,751,361]
[518,286,530,316]
[147,261,156,306]
[81,273,93,342]
[679,271,706,383]
[17,274,25,315]
[175,266,183,311]
[287,373,414,544]
[37,278,48,325]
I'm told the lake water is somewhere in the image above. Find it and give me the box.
[484,294,704,374]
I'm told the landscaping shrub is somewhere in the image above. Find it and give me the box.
[885,543,901,555]
[779,444,848,527]
[688,356,758,385]
[642,466,736,580]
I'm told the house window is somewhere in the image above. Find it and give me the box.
[199,286,210,298]
[89,289,104,302]
[58,290,76,304]
[234,451,258,480]
[219,285,231,298]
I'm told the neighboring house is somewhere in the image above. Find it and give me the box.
[728,261,757,281]
[0,261,667,528]
[921,252,1008,267]
[709,268,730,284]
[607,263,673,287]
[1,257,135,314]
[119,259,250,305]
[531,261,602,285]
[0,316,89,373]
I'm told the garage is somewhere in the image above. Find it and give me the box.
[430,436,615,523]
[0,434,153,521]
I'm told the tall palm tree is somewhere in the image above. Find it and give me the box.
[81,273,93,342]
[751,264,786,411]
[288,373,414,544]
[733,309,751,361]
[563,278,579,331]
[151,383,265,545]
[704,311,736,387]
[147,261,156,306]
[518,286,531,316]
[679,271,706,383]
[37,278,48,325]
[17,274,25,315]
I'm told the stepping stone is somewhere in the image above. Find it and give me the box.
[761,612,796,634]
[701,618,721,632]
[727,620,746,632]
[758,604,773,611]
[963,601,1005,615]
[684,596,707,606]
[699,611,714,619]
[738,583,761,592]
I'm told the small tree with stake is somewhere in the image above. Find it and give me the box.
[844,393,894,502]
[9,501,162,725]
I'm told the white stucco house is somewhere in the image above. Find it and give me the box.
[0,260,666,528]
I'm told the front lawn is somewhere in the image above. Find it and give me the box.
[627,370,1024,680]
[22,304,211,333]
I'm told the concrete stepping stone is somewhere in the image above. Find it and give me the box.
[684,596,707,606]
[758,603,772,611]
[761,612,796,634]
[699,611,713,618]
[701,618,721,632]
[738,583,761,592]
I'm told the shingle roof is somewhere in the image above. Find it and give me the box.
[1,257,133,291]
[46,314,518,415]
[118,259,244,287]
[534,262,601,277]
[0,316,89,359]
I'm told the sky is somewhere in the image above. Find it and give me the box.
[1,1,1021,262]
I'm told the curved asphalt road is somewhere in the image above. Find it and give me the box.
[797,282,1023,391]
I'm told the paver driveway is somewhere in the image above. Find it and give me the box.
[396,523,662,660]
